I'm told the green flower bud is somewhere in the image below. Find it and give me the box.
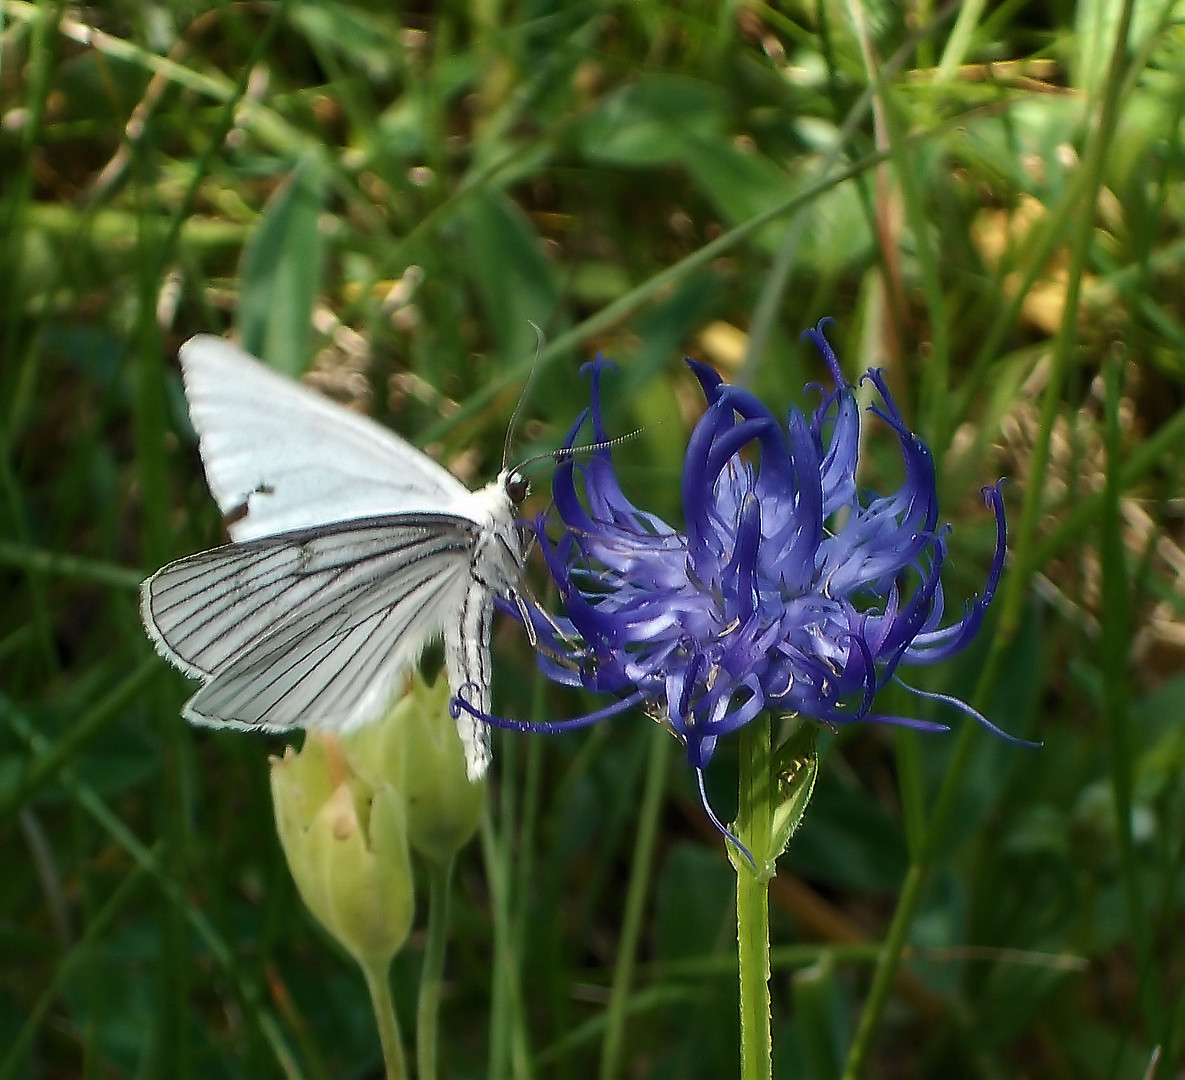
[270,733,414,968]
[350,675,486,866]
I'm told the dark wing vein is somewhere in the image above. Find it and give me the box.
[185,556,471,730]
[142,514,479,682]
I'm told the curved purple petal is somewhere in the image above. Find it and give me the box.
[525,321,1016,789]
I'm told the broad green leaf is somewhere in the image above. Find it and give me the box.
[289,0,401,82]
[238,159,326,374]
[681,134,791,234]
[576,75,726,166]
[655,842,735,963]
[459,189,560,362]
[792,954,848,1080]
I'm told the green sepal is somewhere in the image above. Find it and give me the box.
[730,718,819,881]
[769,722,819,860]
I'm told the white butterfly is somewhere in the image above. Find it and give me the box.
[140,335,531,780]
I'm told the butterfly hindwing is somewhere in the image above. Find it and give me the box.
[143,515,481,732]
[446,575,496,779]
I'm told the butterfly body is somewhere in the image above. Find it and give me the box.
[141,336,526,780]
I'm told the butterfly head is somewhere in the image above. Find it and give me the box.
[504,470,530,506]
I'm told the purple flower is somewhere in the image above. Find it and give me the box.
[454,321,1014,832]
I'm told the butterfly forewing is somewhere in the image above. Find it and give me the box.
[180,336,472,541]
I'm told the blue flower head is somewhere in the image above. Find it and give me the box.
[455,321,1014,837]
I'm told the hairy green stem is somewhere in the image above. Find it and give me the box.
[736,718,773,1080]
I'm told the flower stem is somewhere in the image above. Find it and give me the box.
[600,724,672,1080]
[417,856,454,1080]
[840,861,924,1080]
[361,958,407,1080]
[481,810,533,1079]
[736,717,773,1080]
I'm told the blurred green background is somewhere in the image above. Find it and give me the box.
[1,1,1183,1077]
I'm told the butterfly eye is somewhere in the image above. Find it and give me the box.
[506,472,530,505]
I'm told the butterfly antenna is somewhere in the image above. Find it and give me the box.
[515,421,663,476]
[502,322,546,471]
